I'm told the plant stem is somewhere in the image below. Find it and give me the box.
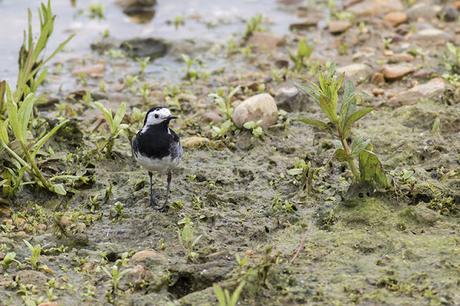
[339,134,360,180]
[21,142,51,189]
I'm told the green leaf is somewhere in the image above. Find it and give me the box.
[213,284,226,306]
[351,137,370,158]
[94,102,114,128]
[51,183,66,195]
[358,147,389,188]
[334,148,349,162]
[32,119,69,157]
[319,95,338,123]
[342,107,372,138]
[113,102,127,134]
[0,119,9,144]
[298,117,329,130]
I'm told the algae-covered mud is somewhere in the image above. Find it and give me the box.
[0,0,459,305]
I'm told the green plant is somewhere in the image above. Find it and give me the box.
[181,54,201,81]
[298,66,388,188]
[442,43,460,85]
[1,252,21,270]
[173,16,185,28]
[243,120,264,138]
[94,102,128,156]
[1,86,68,195]
[177,217,202,262]
[243,14,264,41]
[109,202,125,220]
[23,240,42,269]
[137,57,150,77]
[102,265,129,302]
[209,86,240,121]
[88,3,105,19]
[288,39,313,71]
[213,281,246,306]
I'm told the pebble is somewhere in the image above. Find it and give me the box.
[247,32,285,51]
[347,0,403,17]
[389,78,446,106]
[337,63,372,81]
[130,249,167,265]
[182,136,210,149]
[407,3,441,21]
[371,72,385,85]
[382,64,415,80]
[411,28,451,44]
[72,63,105,78]
[383,11,407,27]
[329,20,352,34]
[438,6,459,22]
[275,86,310,112]
[232,93,278,128]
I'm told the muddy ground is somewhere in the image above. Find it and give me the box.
[0,0,460,305]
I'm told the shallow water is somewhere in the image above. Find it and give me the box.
[0,0,299,83]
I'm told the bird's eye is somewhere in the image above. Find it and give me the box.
[154,114,159,118]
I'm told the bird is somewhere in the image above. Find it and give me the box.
[132,106,183,211]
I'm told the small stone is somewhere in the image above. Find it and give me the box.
[202,111,222,123]
[232,93,278,128]
[371,72,385,85]
[382,64,415,80]
[383,11,407,27]
[337,63,372,81]
[438,6,459,22]
[38,303,59,306]
[372,88,384,96]
[411,28,451,44]
[130,249,167,265]
[389,78,446,106]
[347,0,403,17]
[329,20,352,34]
[275,86,311,112]
[454,1,460,10]
[247,32,285,51]
[388,53,414,63]
[182,136,210,149]
[120,38,169,59]
[407,3,441,21]
[72,63,105,78]
[289,20,318,31]
[116,0,156,9]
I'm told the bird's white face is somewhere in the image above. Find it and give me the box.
[144,107,172,126]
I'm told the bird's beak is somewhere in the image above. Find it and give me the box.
[167,115,178,120]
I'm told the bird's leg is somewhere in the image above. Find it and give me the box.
[159,170,172,211]
[148,171,157,207]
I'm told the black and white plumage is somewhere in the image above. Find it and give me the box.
[132,107,183,210]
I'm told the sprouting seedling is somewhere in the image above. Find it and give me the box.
[94,102,128,156]
[208,86,240,121]
[88,3,105,19]
[213,281,246,306]
[181,54,201,81]
[136,57,150,77]
[102,265,129,299]
[243,120,264,138]
[1,252,21,271]
[288,39,313,71]
[23,240,42,269]
[298,66,389,188]
[1,85,69,195]
[243,14,264,41]
[173,16,185,29]
[140,83,150,102]
[177,217,202,262]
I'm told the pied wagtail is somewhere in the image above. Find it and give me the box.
[132,107,183,211]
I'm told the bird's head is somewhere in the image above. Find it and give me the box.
[143,107,177,126]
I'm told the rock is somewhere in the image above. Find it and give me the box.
[389,78,446,106]
[289,20,318,31]
[130,249,167,266]
[347,0,403,17]
[201,111,222,123]
[120,264,151,289]
[116,0,156,9]
[182,136,210,149]
[72,63,105,78]
[120,38,169,59]
[15,270,48,289]
[438,6,459,22]
[38,303,59,306]
[337,63,372,81]
[371,72,385,85]
[247,32,284,51]
[407,3,441,21]
[388,53,414,63]
[232,94,278,128]
[383,11,407,27]
[329,20,352,34]
[382,64,415,80]
[411,28,451,44]
[274,86,310,112]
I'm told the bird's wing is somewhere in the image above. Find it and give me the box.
[169,129,183,161]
